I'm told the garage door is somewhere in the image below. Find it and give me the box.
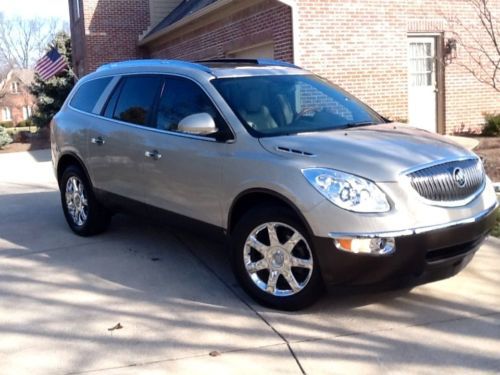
[228,43,274,59]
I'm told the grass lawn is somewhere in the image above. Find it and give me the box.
[492,208,500,238]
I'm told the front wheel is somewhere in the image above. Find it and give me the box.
[231,206,324,310]
[60,165,111,236]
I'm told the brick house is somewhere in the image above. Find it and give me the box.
[69,0,500,134]
[0,69,35,125]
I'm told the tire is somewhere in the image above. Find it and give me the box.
[59,165,111,236]
[231,205,324,310]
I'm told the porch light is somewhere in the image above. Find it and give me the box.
[444,38,457,64]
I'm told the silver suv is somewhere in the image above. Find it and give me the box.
[52,59,498,310]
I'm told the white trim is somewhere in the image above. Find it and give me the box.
[407,32,442,37]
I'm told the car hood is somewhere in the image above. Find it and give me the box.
[258,124,477,182]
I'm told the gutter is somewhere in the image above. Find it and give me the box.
[139,0,236,46]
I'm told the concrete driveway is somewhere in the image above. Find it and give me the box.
[1,149,499,375]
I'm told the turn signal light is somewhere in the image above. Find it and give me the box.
[334,237,395,255]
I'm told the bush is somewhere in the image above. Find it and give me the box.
[0,126,12,149]
[0,121,14,128]
[12,130,30,143]
[482,113,500,136]
[16,119,33,128]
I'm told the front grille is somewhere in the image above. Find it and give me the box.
[407,158,485,204]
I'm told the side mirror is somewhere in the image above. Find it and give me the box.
[178,112,218,135]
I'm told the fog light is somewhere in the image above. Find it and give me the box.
[334,237,395,255]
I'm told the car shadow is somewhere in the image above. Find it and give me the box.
[0,190,499,373]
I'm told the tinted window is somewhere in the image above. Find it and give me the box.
[102,79,123,118]
[112,76,163,126]
[212,75,384,137]
[156,77,224,136]
[70,77,112,113]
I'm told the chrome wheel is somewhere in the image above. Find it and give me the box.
[243,222,313,297]
[65,176,88,226]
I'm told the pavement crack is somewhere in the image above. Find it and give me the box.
[172,233,306,375]
[65,342,292,375]
[289,310,500,347]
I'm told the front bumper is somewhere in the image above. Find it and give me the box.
[313,203,498,287]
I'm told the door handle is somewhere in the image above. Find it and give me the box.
[145,150,162,160]
[91,136,105,145]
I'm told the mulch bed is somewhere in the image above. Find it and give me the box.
[0,134,50,154]
[472,137,500,182]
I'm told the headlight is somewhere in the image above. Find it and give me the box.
[302,168,390,213]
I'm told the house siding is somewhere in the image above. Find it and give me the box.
[71,0,499,134]
[0,72,35,125]
[146,0,293,62]
[406,0,500,134]
[69,0,151,75]
[296,0,500,134]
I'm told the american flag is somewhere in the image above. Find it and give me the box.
[34,48,68,80]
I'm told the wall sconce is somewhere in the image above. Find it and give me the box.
[444,38,457,64]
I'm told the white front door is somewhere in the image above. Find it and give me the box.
[408,37,437,132]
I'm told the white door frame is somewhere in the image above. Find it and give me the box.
[407,34,441,133]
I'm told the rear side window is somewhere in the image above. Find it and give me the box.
[111,76,163,126]
[70,77,112,113]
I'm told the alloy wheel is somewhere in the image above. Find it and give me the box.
[65,176,88,226]
[243,222,313,297]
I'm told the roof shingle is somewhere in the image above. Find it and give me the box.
[145,0,219,39]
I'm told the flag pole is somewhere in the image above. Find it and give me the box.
[67,65,79,83]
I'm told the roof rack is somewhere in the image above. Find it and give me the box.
[195,58,299,69]
[96,59,212,73]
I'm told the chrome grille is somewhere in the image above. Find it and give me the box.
[407,158,485,204]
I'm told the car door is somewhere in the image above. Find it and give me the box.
[86,75,164,202]
[140,75,232,228]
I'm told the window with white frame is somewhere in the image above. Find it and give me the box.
[22,106,32,120]
[11,81,19,93]
[2,107,12,121]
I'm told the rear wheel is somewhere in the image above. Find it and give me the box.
[231,206,324,310]
[60,165,111,236]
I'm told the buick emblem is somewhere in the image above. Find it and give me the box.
[453,167,466,188]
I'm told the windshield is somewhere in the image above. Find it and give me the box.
[211,74,385,137]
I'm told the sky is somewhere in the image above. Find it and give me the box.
[0,0,69,21]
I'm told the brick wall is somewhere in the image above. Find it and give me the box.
[407,0,500,134]
[70,0,150,75]
[146,0,293,63]
[296,0,500,134]
[296,0,408,124]
[72,0,499,133]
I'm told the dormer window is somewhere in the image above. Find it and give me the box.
[11,81,19,93]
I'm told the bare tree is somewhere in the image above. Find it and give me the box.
[0,13,62,69]
[446,0,500,92]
